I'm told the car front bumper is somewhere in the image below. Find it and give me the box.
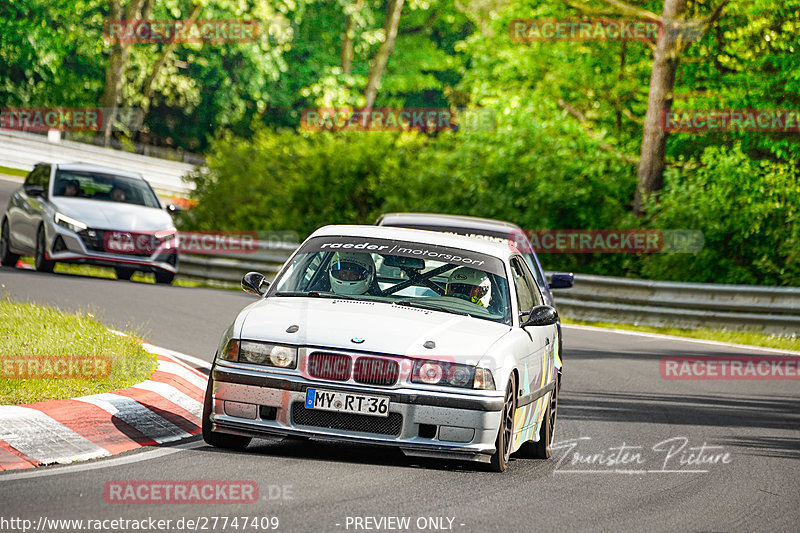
[209,362,505,462]
[48,224,178,274]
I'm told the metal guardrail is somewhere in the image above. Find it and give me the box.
[177,242,296,284]
[175,242,800,335]
[550,273,800,336]
[0,130,197,196]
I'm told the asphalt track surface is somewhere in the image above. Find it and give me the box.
[1,176,799,532]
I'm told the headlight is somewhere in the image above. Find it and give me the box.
[154,229,177,249]
[54,212,88,232]
[237,341,297,369]
[411,360,480,389]
[473,367,496,390]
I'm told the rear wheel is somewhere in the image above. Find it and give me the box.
[155,270,174,284]
[0,219,19,267]
[115,267,135,280]
[489,374,516,472]
[202,376,252,450]
[34,226,54,273]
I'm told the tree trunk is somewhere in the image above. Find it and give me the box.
[100,0,149,147]
[341,0,364,75]
[363,0,404,112]
[633,0,686,216]
[133,2,203,137]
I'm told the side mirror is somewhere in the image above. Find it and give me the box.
[25,185,45,197]
[166,203,183,216]
[242,271,269,296]
[522,305,559,327]
[549,272,574,289]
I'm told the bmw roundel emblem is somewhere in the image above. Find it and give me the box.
[351,337,365,344]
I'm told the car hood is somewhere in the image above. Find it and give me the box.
[50,198,173,231]
[239,297,511,363]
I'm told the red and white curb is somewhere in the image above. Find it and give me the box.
[0,345,209,471]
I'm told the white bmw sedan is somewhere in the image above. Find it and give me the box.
[204,225,562,471]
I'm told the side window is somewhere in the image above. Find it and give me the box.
[24,166,50,193]
[25,167,43,187]
[518,258,544,307]
[522,253,547,292]
[510,258,536,315]
[40,166,51,192]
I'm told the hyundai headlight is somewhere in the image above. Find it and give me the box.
[236,341,297,369]
[54,212,88,233]
[154,229,178,249]
[411,360,488,389]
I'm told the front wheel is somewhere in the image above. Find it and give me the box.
[202,377,251,450]
[518,376,559,459]
[0,219,19,267]
[34,226,55,273]
[489,374,516,472]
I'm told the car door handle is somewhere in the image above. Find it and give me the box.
[545,337,550,345]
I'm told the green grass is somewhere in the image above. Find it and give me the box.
[563,318,800,353]
[0,300,157,405]
[0,166,27,177]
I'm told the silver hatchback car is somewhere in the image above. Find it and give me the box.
[0,162,179,283]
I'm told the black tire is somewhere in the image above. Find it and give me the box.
[154,270,175,284]
[518,376,559,459]
[489,374,516,472]
[202,376,251,450]
[0,219,19,267]
[115,267,135,280]
[34,226,55,273]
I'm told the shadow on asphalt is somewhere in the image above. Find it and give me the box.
[193,438,554,475]
[560,390,800,429]
[563,346,781,361]
[715,436,800,460]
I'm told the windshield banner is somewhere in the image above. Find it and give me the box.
[302,236,506,277]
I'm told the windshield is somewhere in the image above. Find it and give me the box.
[380,222,547,291]
[53,170,161,208]
[272,235,512,325]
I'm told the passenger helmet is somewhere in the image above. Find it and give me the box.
[446,267,491,307]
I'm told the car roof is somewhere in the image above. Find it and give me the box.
[376,212,523,233]
[309,224,516,261]
[48,162,145,181]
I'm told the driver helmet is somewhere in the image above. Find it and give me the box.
[328,252,375,295]
[446,267,491,307]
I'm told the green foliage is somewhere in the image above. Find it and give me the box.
[3,0,798,286]
[639,144,800,285]
[179,127,429,236]
[184,127,799,286]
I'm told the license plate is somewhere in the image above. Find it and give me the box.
[107,231,154,254]
[106,231,135,253]
[305,388,390,417]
